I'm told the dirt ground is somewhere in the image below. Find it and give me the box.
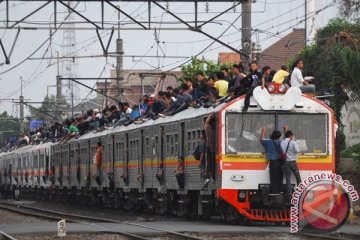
[15,233,130,240]
[0,209,46,224]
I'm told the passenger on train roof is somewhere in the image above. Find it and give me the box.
[290,59,315,95]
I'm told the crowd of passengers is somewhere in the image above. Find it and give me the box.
[1,59,314,153]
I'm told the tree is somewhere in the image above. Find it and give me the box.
[339,0,360,19]
[29,94,68,126]
[180,57,233,84]
[293,18,360,167]
[0,111,20,149]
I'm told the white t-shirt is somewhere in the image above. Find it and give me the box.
[126,108,132,114]
[281,138,300,161]
[23,135,30,144]
[290,67,304,87]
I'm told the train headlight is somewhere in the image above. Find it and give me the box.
[238,190,246,202]
[278,84,286,93]
[267,84,275,93]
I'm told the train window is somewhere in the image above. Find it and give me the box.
[277,113,328,154]
[226,113,275,153]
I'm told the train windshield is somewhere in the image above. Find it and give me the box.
[226,113,328,155]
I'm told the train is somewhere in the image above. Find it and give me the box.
[0,85,335,223]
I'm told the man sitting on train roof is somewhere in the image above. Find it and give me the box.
[272,64,290,85]
[290,59,315,96]
[59,118,79,143]
[18,133,30,146]
[227,64,248,98]
[242,61,265,112]
[214,71,229,98]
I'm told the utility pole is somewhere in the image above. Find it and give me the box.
[19,76,24,134]
[241,0,252,71]
[305,0,316,45]
[139,74,145,98]
[116,5,124,102]
[56,51,62,118]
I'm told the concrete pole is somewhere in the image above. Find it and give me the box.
[116,5,124,102]
[19,76,24,133]
[140,74,145,98]
[241,0,252,71]
[305,0,316,45]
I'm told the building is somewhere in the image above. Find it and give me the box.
[342,100,360,147]
[258,29,305,70]
[218,52,241,65]
[96,69,181,107]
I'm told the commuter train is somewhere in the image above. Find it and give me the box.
[0,86,335,223]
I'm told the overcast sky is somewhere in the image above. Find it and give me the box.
[0,0,338,117]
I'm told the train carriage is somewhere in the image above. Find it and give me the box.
[0,86,336,224]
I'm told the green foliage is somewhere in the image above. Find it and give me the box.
[341,143,360,170]
[294,18,360,122]
[293,18,360,167]
[339,0,360,19]
[29,95,67,123]
[180,57,233,84]
[0,111,20,148]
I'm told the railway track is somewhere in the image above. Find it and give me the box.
[0,230,17,240]
[297,231,360,240]
[0,200,205,240]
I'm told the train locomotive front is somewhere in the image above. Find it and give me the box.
[217,86,335,222]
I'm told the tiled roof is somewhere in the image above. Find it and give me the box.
[218,52,241,65]
[95,70,181,107]
[258,29,305,70]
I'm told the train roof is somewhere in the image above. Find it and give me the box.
[69,101,226,142]
[0,142,54,157]
[2,87,334,153]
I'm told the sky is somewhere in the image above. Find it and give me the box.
[0,0,339,117]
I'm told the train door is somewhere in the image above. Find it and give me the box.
[128,130,141,189]
[8,156,13,189]
[63,144,70,188]
[143,128,153,189]
[49,146,56,187]
[22,153,27,186]
[16,154,21,186]
[76,142,80,186]
[124,133,129,187]
[151,126,162,189]
[114,133,126,189]
[163,123,181,190]
[104,134,114,188]
[184,118,203,189]
[54,145,62,187]
[89,138,101,188]
[39,148,45,186]
[69,142,79,188]
[108,134,115,189]
[101,136,110,188]
[79,140,90,188]
[45,147,50,186]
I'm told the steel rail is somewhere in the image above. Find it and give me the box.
[0,202,149,240]
[0,230,17,240]
[296,232,352,240]
[0,201,205,240]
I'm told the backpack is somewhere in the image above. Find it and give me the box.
[278,140,291,161]
[193,145,202,160]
